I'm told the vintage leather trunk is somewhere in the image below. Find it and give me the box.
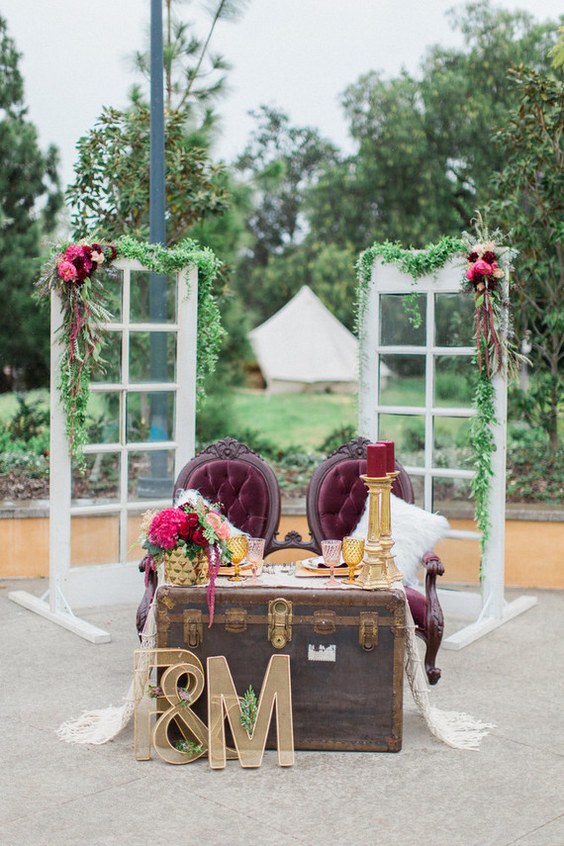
[155,585,405,752]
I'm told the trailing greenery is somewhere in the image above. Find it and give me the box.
[469,373,496,561]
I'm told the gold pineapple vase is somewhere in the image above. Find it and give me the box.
[164,549,208,586]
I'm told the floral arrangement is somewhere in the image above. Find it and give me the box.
[462,237,508,377]
[139,498,232,625]
[37,241,119,466]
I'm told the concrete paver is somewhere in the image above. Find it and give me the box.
[1,580,563,846]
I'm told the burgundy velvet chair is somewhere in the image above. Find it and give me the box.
[305,437,445,685]
[136,437,282,634]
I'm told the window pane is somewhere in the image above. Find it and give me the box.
[126,392,175,443]
[380,294,425,345]
[379,355,425,406]
[72,452,120,503]
[86,392,121,444]
[91,331,122,384]
[71,513,119,566]
[102,267,123,321]
[434,355,476,408]
[128,450,175,500]
[434,293,474,347]
[129,271,177,323]
[378,413,425,467]
[433,417,473,471]
[432,476,473,516]
[129,331,176,383]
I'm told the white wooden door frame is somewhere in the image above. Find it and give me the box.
[10,260,199,643]
[359,258,536,649]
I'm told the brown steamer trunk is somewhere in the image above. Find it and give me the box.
[156,585,406,752]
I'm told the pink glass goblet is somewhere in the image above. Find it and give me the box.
[246,537,265,585]
[321,539,342,588]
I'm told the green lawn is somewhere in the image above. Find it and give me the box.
[228,391,357,450]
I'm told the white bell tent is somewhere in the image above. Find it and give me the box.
[249,286,360,393]
[9,255,200,642]
[358,256,537,649]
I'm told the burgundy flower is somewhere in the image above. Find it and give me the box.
[482,250,496,263]
[191,527,208,547]
[177,510,199,540]
[467,251,479,262]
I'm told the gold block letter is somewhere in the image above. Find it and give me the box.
[207,655,294,769]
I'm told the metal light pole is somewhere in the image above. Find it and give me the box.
[139,0,170,496]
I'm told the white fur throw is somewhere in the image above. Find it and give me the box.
[174,488,248,537]
[352,495,449,586]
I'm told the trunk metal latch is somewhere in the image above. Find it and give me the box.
[313,610,337,634]
[268,598,293,649]
[183,609,203,648]
[225,608,248,633]
[359,612,379,651]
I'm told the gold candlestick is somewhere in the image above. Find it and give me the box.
[378,471,403,584]
[356,473,402,590]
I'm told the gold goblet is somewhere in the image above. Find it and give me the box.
[226,534,248,582]
[342,536,365,584]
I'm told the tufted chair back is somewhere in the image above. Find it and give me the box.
[173,437,281,554]
[307,437,414,547]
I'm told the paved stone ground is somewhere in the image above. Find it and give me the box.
[1,579,563,846]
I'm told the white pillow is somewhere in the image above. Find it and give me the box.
[352,494,449,587]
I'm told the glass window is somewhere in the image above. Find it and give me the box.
[434,293,474,347]
[91,331,122,384]
[380,293,425,346]
[129,331,176,383]
[379,355,425,407]
[102,267,123,322]
[433,417,473,471]
[86,392,121,445]
[129,271,177,323]
[126,391,175,444]
[128,449,175,501]
[434,355,476,408]
[378,413,425,467]
[432,475,473,515]
[72,452,120,503]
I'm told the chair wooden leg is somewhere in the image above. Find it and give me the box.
[422,551,445,685]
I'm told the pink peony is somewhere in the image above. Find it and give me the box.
[57,259,78,282]
[473,259,493,277]
[148,507,188,550]
[466,264,476,281]
[63,244,83,262]
[206,510,230,541]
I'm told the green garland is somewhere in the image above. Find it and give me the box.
[355,233,510,558]
[355,236,465,333]
[37,237,223,468]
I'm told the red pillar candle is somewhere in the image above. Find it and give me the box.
[366,443,387,477]
[377,440,395,473]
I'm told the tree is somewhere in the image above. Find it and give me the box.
[488,67,563,449]
[0,16,62,390]
[232,105,338,323]
[67,0,248,245]
[307,1,559,250]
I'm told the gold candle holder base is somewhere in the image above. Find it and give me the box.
[355,474,401,591]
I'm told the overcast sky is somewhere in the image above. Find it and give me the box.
[1,0,561,188]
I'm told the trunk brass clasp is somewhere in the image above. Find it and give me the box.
[183,609,203,648]
[359,612,379,651]
[268,598,293,649]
